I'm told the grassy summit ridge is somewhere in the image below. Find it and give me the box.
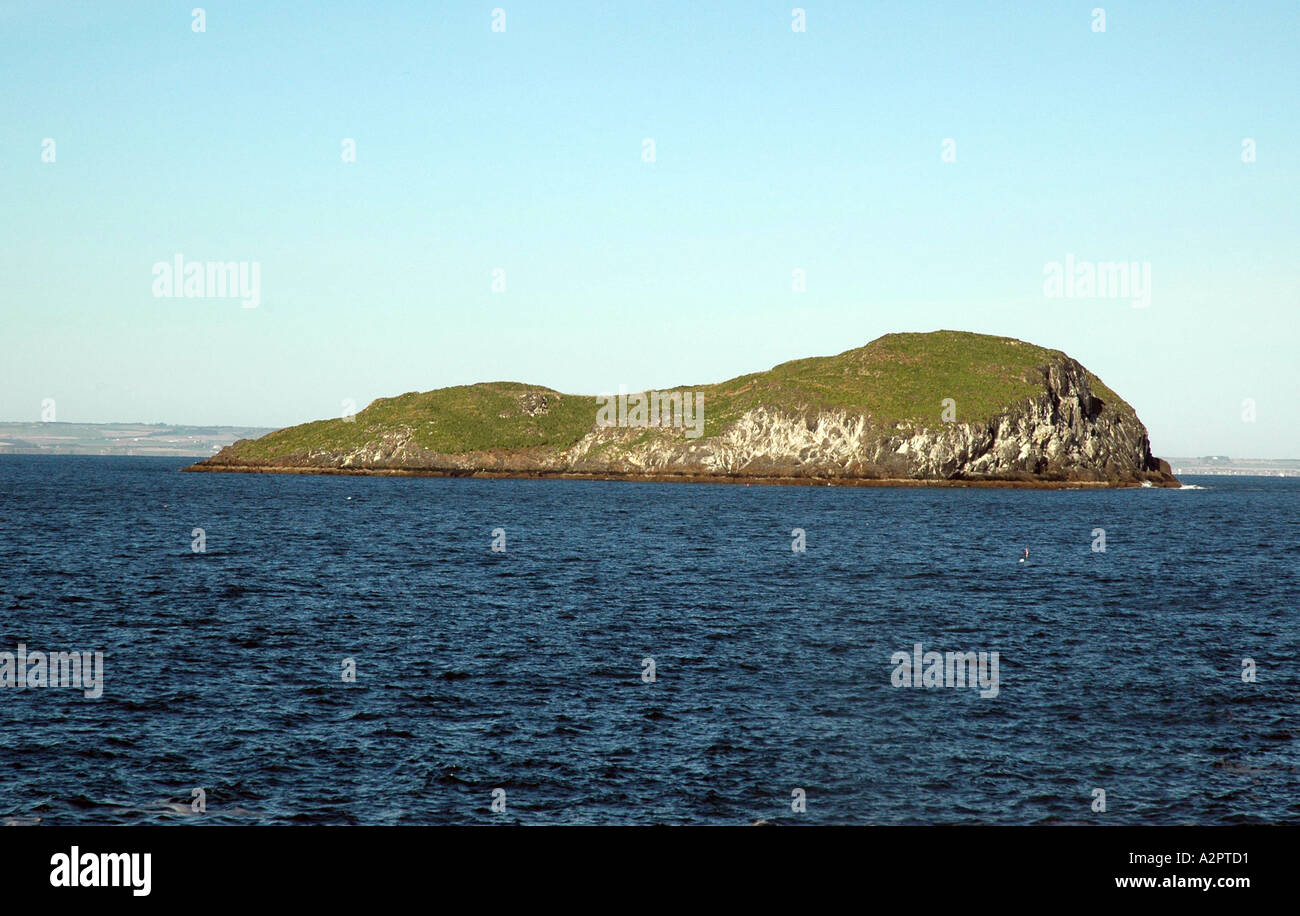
[222,331,1133,462]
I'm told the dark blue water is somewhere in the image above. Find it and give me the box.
[1,455,1297,825]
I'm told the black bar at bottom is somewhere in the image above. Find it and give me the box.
[0,825,1280,902]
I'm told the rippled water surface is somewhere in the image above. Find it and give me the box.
[1,455,1297,824]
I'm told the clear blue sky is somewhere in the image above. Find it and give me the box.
[2,1,1296,457]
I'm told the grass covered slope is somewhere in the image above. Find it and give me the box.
[697,330,1130,434]
[232,382,596,462]
[192,330,1171,485]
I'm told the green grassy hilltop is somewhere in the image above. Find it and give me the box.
[211,331,1136,465]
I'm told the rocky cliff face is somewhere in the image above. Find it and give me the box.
[554,354,1169,483]
[194,350,1176,487]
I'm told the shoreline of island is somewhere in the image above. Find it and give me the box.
[180,463,1181,489]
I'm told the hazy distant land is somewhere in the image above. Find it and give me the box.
[0,422,278,458]
[1166,457,1300,477]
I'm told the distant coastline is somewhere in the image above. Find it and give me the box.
[0,422,277,458]
[1165,457,1300,477]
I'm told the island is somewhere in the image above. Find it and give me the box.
[184,330,1179,488]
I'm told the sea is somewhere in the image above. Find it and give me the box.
[1,455,1296,825]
